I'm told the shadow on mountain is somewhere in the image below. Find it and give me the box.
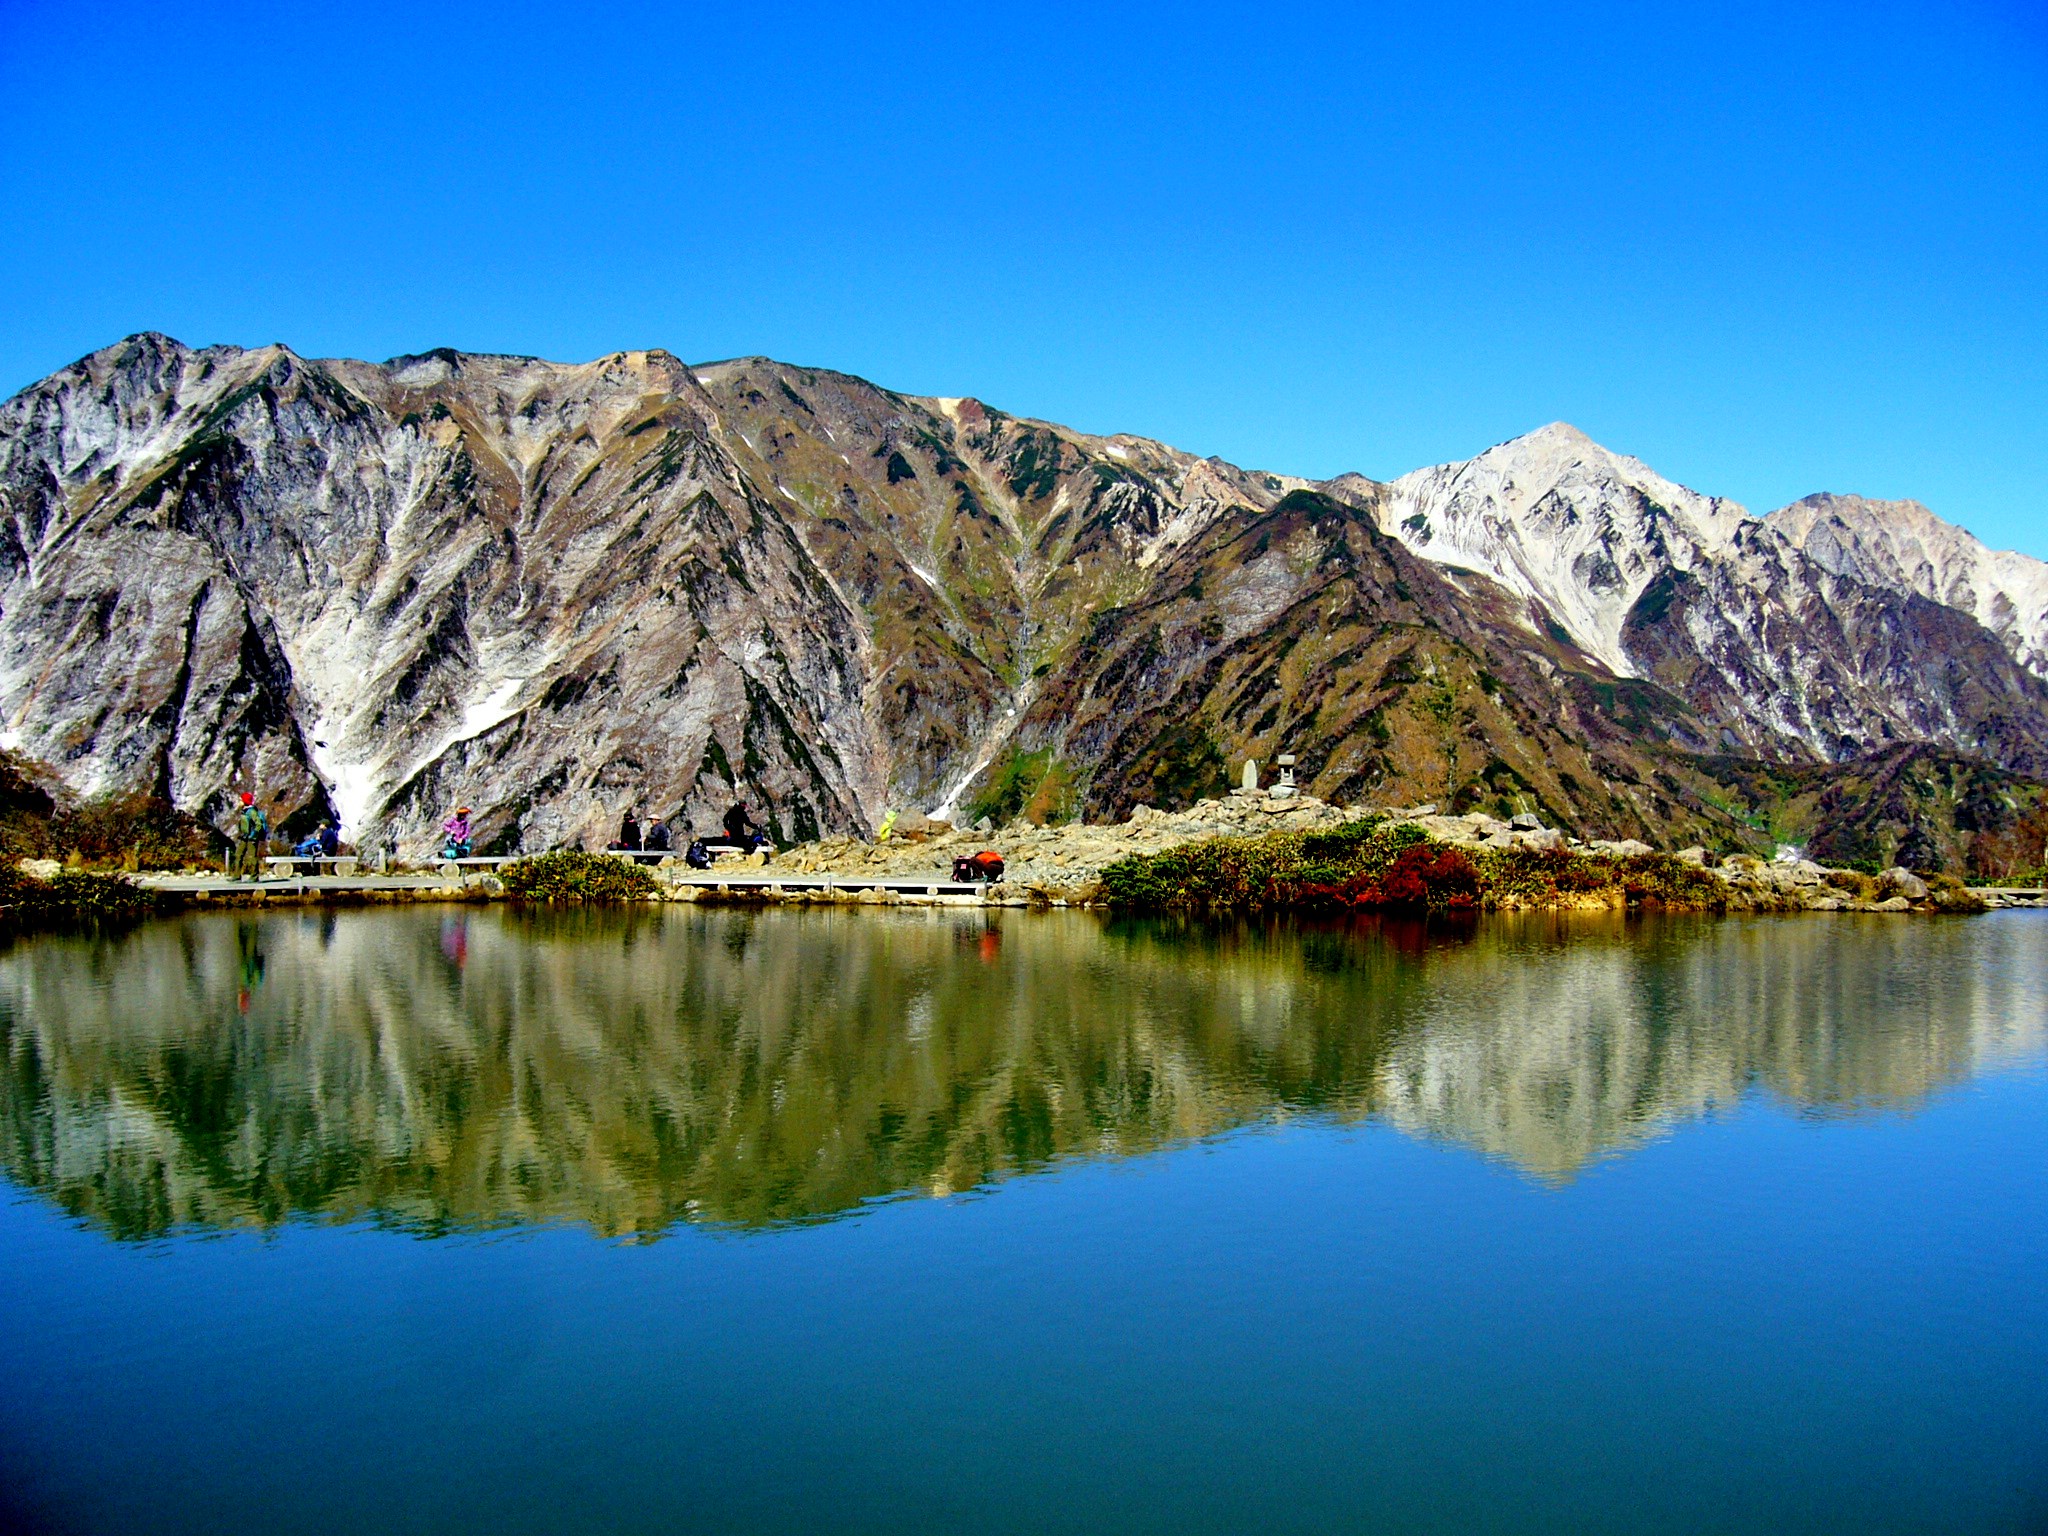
[0,907,2039,1240]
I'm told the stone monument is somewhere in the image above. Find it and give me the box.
[1271,753,1299,800]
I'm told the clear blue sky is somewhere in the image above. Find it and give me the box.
[3,0,2044,553]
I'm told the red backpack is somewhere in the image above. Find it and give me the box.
[953,850,1006,882]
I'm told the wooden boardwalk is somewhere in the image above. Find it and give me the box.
[139,868,1000,902]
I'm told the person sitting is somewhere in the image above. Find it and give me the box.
[684,831,712,869]
[318,822,341,857]
[442,807,474,858]
[619,808,642,852]
[643,816,672,860]
[723,801,769,855]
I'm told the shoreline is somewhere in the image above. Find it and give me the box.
[9,794,2044,923]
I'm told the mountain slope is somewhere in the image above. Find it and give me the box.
[1768,492,2048,674]
[2,333,2045,858]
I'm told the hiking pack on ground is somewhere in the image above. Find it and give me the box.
[953,850,1005,883]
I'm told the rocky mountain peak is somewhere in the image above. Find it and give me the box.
[1374,420,1752,677]
[1769,491,2048,673]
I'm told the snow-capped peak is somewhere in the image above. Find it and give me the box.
[1376,423,1752,675]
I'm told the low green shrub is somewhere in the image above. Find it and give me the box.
[501,851,657,903]
[1101,824,1728,914]
[1927,873,1988,913]
[0,778,216,870]
[0,862,166,929]
[1608,853,1727,908]
[1824,868,1878,900]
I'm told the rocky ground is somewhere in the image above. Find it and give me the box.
[69,793,2044,913]
[763,795,2042,912]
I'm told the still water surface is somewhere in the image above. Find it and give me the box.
[0,907,2044,1532]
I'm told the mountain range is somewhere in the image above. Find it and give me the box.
[3,333,2045,868]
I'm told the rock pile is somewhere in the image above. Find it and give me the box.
[770,793,1379,903]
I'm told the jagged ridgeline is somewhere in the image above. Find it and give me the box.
[3,334,2047,864]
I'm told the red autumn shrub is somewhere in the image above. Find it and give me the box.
[1291,874,1383,910]
[1373,844,1480,913]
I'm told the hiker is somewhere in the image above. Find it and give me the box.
[233,793,269,881]
[723,800,767,853]
[291,820,341,862]
[618,808,642,852]
[442,806,474,859]
[644,816,672,859]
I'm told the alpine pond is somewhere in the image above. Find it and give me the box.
[0,906,2043,1534]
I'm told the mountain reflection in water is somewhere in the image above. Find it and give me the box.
[0,908,2039,1240]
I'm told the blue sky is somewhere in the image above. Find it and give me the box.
[2,0,2044,553]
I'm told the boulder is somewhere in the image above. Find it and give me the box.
[1416,815,1484,846]
[1674,846,1708,865]
[1510,812,1543,831]
[17,858,61,880]
[1590,839,1655,857]
[1881,867,1931,901]
[1511,828,1564,851]
[1873,895,1912,912]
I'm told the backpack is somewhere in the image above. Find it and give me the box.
[954,850,1005,882]
[240,804,269,839]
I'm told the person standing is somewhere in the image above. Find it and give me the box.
[233,792,269,882]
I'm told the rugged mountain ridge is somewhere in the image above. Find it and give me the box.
[2,333,2045,858]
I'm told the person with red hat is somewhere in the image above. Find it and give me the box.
[233,791,270,882]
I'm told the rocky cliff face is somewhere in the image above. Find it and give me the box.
[2,334,2044,854]
[1767,492,2048,674]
